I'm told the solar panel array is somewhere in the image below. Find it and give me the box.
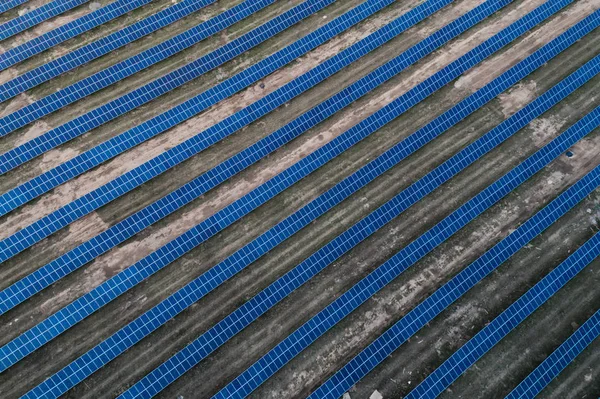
[405,149,600,398]
[0,0,197,71]
[0,0,216,100]
[0,0,90,41]
[0,0,461,316]
[0,0,411,262]
[0,0,466,372]
[507,306,600,399]
[13,1,555,395]
[0,0,278,140]
[0,0,28,15]
[216,37,600,399]
[1,0,598,397]
[1,0,536,394]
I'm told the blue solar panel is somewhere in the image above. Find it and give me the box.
[217,43,600,399]
[0,0,218,100]
[311,119,600,399]
[0,0,419,260]
[404,158,600,399]
[0,0,463,372]
[0,0,28,15]
[0,0,468,317]
[507,307,600,398]
[14,1,558,395]
[0,0,201,71]
[0,0,89,41]
[0,0,274,139]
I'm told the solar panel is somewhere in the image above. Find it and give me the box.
[0,0,198,71]
[216,44,600,399]
[507,306,600,398]
[0,0,90,42]
[311,124,600,399]
[0,0,28,15]
[0,0,347,178]
[17,2,582,397]
[0,0,467,316]
[0,0,217,100]
[0,0,275,139]
[0,0,413,260]
[0,0,465,371]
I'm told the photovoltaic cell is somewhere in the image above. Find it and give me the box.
[0,0,471,315]
[119,9,597,399]
[0,0,90,42]
[507,307,600,399]
[0,0,276,139]
[15,1,557,396]
[0,0,203,71]
[218,48,600,399]
[0,0,218,100]
[315,109,600,399]
[0,0,28,15]
[0,0,468,371]
[0,0,425,261]
[0,0,369,197]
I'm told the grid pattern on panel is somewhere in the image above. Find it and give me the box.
[4,0,527,393]
[0,0,465,375]
[0,0,418,262]
[0,0,28,15]
[0,0,217,100]
[0,0,478,317]
[217,51,600,399]
[120,9,593,399]
[405,162,600,399]
[507,307,600,399]
[306,101,600,399]
[0,0,196,71]
[0,0,90,41]
[0,0,366,211]
[0,0,274,139]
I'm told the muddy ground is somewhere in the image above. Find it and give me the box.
[0,0,599,397]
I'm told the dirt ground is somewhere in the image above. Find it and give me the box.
[0,0,599,398]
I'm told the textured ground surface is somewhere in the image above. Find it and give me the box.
[0,0,599,398]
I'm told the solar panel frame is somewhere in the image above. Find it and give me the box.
[0,0,90,42]
[0,0,209,71]
[0,0,274,139]
[217,43,600,399]
[507,306,600,399]
[0,0,218,100]
[315,109,600,399]
[0,0,464,316]
[0,0,29,15]
[0,0,467,372]
[0,0,410,261]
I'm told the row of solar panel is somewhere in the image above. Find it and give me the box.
[0,0,460,366]
[0,0,89,41]
[211,31,600,399]
[0,0,273,140]
[0,0,459,316]
[0,0,28,15]
[0,0,200,71]
[13,1,586,397]
[311,104,600,399]
[0,0,216,99]
[0,0,402,260]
